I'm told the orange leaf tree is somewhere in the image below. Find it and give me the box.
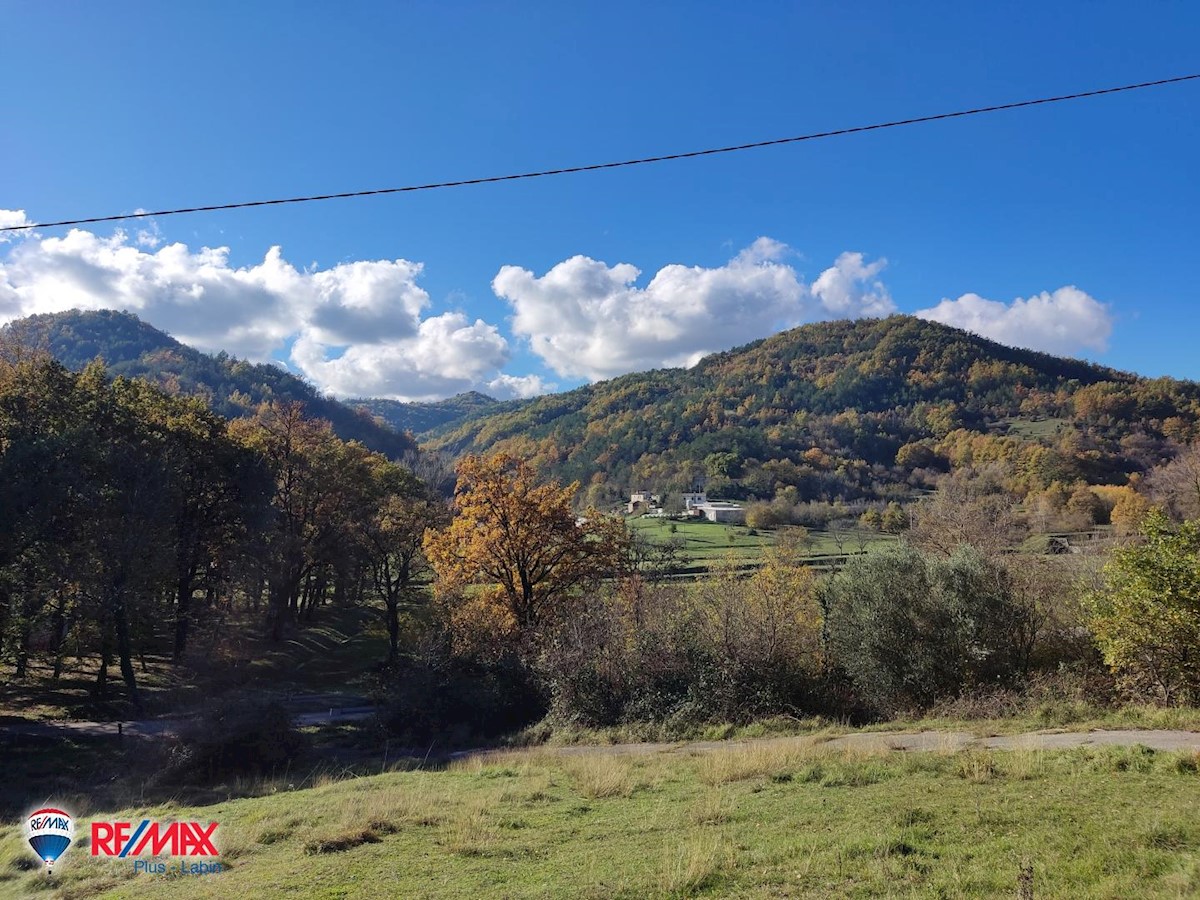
[423,454,627,637]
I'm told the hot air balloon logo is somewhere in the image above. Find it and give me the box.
[26,808,74,874]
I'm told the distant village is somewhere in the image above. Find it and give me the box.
[626,488,745,523]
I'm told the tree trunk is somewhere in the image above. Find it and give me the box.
[13,622,30,679]
[268,572,301,641]
[386,592,400,661]
[113,595,140,709]
[50,594,68,680]
[95,632,112,700]
[268,581,287,642]
[174,573,193,660]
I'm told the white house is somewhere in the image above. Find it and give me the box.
[681,491,708,510]
[695,501,745,523]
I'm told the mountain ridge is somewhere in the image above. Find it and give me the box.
[7,310,1198,507]
[1,309,417,459]
[423,315,1199,506]
[352,391,504,438]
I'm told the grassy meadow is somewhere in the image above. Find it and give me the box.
[5,739,1200,899]
[624,517,896,572]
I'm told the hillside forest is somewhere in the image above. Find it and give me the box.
[3,311,1200,760]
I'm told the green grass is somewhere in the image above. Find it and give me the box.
[627,516,774,563]
[6,740,1200,898]
[996,416,1071,440]
[625,517,896,572]
[519,704,1200,747]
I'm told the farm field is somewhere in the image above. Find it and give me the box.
[6,738,1200,899]
[625,516,897,571]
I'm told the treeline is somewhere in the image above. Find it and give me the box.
[0,354,435,707]
[4,309,416,458]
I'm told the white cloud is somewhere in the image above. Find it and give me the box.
[915,286,1112,356]
[291,312,512,402]
[1,210,1113,400]
[0,217,521,401]
[487,372,556,400]
[0,209,32,242]
[811,252,893,317]
[493,239,895,380]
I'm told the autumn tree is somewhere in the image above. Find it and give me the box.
[359,461,446,660]
[1110,486,1152,536]
[908,471,1023,559]
[231,402,383,641]
[423,454,627,642]
[1088,510,1200,703]
[694,537,823,715]
[1146,443,1200,522]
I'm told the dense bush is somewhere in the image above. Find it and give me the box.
[537,545,826,727]
[824,544,1033,716]
[162,698,308,783]
[373,632,545,746]
[1088,511,1200,703]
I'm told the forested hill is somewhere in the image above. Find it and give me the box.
[353,392,502,438]
[2,310,416,458]
[425,315,1200,506]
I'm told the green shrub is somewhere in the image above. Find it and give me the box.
[1088,511,1200,703]
[824,544,1032,716]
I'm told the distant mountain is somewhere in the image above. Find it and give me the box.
[425,315,1200,505]
[353,392,503,438]
[2,310,416,459]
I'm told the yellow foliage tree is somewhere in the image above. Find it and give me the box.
[1088,511,1200,702]
[1110,487,1152,536]
[423,454,627,640]
[696,536,823,687]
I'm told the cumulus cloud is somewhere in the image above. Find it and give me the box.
[0,213,518,401]
[290,312,511,401]
[487,372,556,400]
[493,239,896,380]
[915,286,1112,356]
[0,209,31,242]
[1,209,1113,399]
[811,252,893,317]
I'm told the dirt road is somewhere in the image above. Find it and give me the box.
[5,705,1199,759]
[0,693,374,741]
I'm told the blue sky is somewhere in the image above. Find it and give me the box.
[2,2,1198,400]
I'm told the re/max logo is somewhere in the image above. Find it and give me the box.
[28,814,71,832]
[91,821,219,857]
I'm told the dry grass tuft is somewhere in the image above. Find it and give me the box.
[695,740,814,785]
[659,831,735,896]
[688,788,733,826]
[957,751,1000,783]
[303,827,382,855]
[558,754,642,799]
[441,805,501,857]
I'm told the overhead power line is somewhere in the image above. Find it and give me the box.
[4,73,1198,233]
